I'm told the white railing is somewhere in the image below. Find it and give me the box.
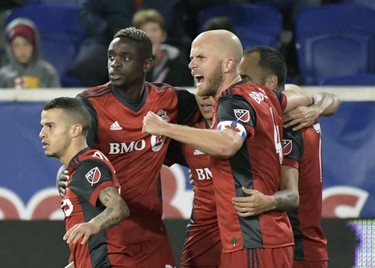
[1,86,375,102]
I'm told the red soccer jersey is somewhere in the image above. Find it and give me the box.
[180,119,222,266]
[62,148,127,268]
[182,120,217,225]
[283,123,328,261]
[210,80,293,253]
[77,82,199,244]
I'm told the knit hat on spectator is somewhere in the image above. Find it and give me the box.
[7,24,36,45]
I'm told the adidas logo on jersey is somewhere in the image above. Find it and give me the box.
[110,121,122,130]
[193,149,205,155]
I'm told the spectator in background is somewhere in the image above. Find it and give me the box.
[68,0,189,87]
[133,9,193,87]
[202,16,238,35]
[0,0,26,66]
[183,0,247,40]
[0,17,60,89]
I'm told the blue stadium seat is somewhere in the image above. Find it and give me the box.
[197,3,283,49]
[6,3,86,87]
[295,4,375,85]
[321,73,375,86]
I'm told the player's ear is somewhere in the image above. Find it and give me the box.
[71,124,83,137]
[144,58,153,73]
[223,58,235,73]
[265,74,278,90]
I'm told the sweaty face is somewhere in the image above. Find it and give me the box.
[140,22,166,55]
[39,109,72,159]
[239,52,266,86]
[189,38,223,98]
[195,94,215,122]
[11,36,34,64]
[107,37,148,89]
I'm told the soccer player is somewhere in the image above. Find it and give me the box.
[40,97,130,268]
[233,46,340,268]
[57,27,200,267]
[171,94,222,268]
[142,30,313,267]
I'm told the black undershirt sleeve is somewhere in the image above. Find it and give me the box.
[175,88,201,125]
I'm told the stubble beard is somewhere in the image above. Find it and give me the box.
[198,66,224,98]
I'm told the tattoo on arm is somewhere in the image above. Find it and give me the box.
[274,189,299,211]
[92,186,129,230]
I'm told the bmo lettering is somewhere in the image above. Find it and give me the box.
[196,168,212,180]
[109,140,146,154]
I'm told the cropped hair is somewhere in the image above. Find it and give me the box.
[114,27,153,59]
[243,46,287,88]
[43,97,92,137]
[132,9,166,32]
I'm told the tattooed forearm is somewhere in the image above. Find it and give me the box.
[91,187,130,230]
[274,189,299,211]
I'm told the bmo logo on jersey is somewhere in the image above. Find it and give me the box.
[109,139,146,154]
[108,136,166,154]
[195,168,213,180]
[151,135,166,152]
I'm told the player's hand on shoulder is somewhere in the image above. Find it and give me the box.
[56,165,69,198]
[283,105,319,131]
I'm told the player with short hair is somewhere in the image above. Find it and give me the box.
[171,94,222,268]
[57,27,200,267]
[233,46,340,268]
[40,97,130,268]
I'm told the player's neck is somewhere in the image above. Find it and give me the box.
[216,74,242,99]
[60,142,88,167]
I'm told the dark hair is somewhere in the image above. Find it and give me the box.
[114,27,153,59]
[203,17,237,35]
[243,46,287,88]
[43,97,91,136]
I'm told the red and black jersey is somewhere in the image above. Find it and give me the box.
[176,119,222,266]
[181,120,217,225]
[210,79,293,253]
[62,148,127,268]
[283,123,328,261]
[77,82,199,244]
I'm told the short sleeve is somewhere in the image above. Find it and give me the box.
[282,127,304,168]
[70,159,114,207]
[175,88,201,126]
[217,95,256,139]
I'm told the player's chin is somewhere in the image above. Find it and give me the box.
[44,150,55,157]
[109,75,124,86]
